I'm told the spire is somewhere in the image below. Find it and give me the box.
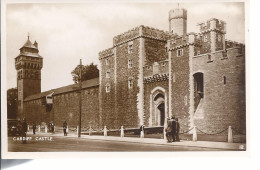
[28,32,30,40]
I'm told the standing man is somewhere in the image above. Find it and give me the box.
[166,117,173,143]
[32,122,36,135]
[21,118,28,144]
[51,121,55,134]
[63,120,67,136]
[175,118,180,142]
[171,116,176,142]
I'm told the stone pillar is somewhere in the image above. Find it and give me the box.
[228,126,233,143]
[120,126,124,137]
[193,126,197,142]
[104,126,107,137]
[89,126,92,136]
[45,125,47,133]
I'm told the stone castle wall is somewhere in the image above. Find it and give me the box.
[192,46,245,133]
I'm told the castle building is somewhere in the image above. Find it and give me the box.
[16,8,245,133]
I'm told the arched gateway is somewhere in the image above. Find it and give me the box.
[149,87,168,127]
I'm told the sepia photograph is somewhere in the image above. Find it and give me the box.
[1,0,248,159]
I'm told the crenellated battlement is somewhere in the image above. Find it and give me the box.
[168,33,196,50]
[99,47,114,60]
[197,18,226,34]
[225,39,244,49]
[141,26,173,41]
[113,26,140,46]
[113,25,174,46]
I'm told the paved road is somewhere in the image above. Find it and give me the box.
[8,134,228,152]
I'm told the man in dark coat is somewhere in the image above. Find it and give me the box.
[166,118,173,142]
[171,116,176,142]
[175,118,180,142]
[21,118,28,144]
[63,121,67,136]
[32,122,36,135]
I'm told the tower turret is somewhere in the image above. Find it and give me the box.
[169,8,187,36]
[15,36,43,119]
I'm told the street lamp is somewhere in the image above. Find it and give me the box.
[78,59,82,137]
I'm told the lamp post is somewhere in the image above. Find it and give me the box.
[78,59,82,137]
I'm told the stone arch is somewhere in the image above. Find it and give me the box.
[193,72,204,113]
[149,86,168,127]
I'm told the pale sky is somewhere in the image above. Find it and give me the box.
[5,2,245,92]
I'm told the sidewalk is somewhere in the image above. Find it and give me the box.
[28,131,246,150]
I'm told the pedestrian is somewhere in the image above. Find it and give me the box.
[165,117,173,143]
[140,125,145,138]
[17,119,22,136]
[51,121,54,133]
[32,122,36,135]
[63,120,67,136]
[21,118,28,144]
[48,122,51,132]
[175,118,180,142]
[171,116,176,142]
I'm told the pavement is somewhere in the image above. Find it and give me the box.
[27,131,246,151]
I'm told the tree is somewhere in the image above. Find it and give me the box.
[7,88,18,119]
[71,62,99,83]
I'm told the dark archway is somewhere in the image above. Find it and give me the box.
[158,103,165,126]
[193,72,204,111]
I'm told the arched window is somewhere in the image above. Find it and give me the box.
[193,72,204,98]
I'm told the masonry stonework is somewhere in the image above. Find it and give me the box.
[16,8,245,134]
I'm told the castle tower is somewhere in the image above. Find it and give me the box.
[169,8,187,36]
[15,35,43,119]
[197,18,226,53]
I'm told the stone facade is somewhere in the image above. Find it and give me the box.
[16,8,245,133]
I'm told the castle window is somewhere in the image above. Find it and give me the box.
[128,77,133,89]
[173,73,176,82]
[207,54,213,63]
[128,41,134,54]
[224,76,226,84]
[177,49,183,57]
[218,35,222,42]
[106,70,110,78]
[105,58,109,65]
[105,83,110,93]
[162,62,165,67]
[35,71,38,79]
[128,59,133,68]
[25,70,28,78]
[204,35,208,42]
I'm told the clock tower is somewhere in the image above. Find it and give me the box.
[15,35,43,119]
